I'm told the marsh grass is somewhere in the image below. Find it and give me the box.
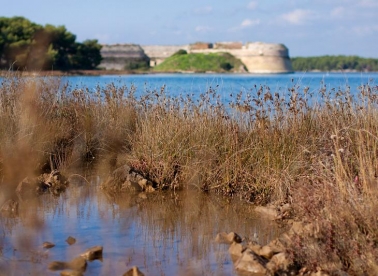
[0,73,377,273]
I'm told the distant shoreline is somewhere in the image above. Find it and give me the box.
[0,69,377,77]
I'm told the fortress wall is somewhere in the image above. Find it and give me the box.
[142,45,190,59]
[214,42,243,49]
[100,44,149,70]
[190,42,293,73]
[239,56,293,73]
[99,62,125,70]
[101,44,148,58]
[100,42,293,73]
[244,42,289,57]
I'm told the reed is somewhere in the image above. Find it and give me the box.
[0,73,377,273]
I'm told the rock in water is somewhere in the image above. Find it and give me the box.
[215,232,242,244]
[48,261,68,271]
[101,165,155,192]
[43,241,55,249]
[123,266,145,276]
[80,246,103,261]
[66,236,76,245]
[68,256,87,272]
[234,249,268,275]
[60,270,83,276]
[229,242,244,259]
[48,257,87,272]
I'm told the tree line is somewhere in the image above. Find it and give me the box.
[0,16,102,70]
[291,55,378,72]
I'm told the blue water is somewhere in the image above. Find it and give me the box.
[61,72,377,98]
[0,179,279,275]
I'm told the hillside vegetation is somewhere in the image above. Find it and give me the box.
[153,51,247,73]
[291,55,378,72]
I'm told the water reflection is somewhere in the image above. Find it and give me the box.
[0,177,281,275]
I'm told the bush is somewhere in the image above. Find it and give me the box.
[220,62,233,71]
[173,49,187,56]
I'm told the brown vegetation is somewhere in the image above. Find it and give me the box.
[0,73,377,274]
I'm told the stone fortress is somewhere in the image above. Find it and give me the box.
[99,42,293,73]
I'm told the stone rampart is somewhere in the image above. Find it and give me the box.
[100,42,293,73]
[142,45,190,66]
[100,44,149,70]
[189,42,293,73]
[214,42,243,50]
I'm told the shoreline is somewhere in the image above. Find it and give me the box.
[0,69,376,77]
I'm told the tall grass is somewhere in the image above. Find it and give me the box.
[0,73,377,273]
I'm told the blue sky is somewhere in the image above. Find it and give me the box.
[2,0,378,57]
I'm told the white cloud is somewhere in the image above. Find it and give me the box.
[281,9,314,25]
[241,19,260,28]
[195,26,213,33]
[193,6,213,15]
[351,25,378,35]
[228,19,260,32]
[330,6,345,18]
[358,0,378,8]
[247,1,258,10]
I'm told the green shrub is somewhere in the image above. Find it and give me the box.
[173,49,188,56]
[154,52,245,72]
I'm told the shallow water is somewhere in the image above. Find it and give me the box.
[61,72,377,94]
[0,177,280,275]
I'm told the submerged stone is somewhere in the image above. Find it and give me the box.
[48,256,87,272]
[48,261,68,271]
[66,236,76,245]
[68,256,87,272]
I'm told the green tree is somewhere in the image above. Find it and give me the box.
[42,24,77,70]
[71,39,102,69]
[291,55,378,72]
[0,16,102,70]
[0,16,41,69]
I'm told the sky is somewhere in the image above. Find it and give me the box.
[2,0,378,58]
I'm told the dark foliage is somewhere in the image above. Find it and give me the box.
[291,55,378,72]
[0,16,102,70]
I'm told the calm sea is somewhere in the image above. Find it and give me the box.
[61,72,377,97]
